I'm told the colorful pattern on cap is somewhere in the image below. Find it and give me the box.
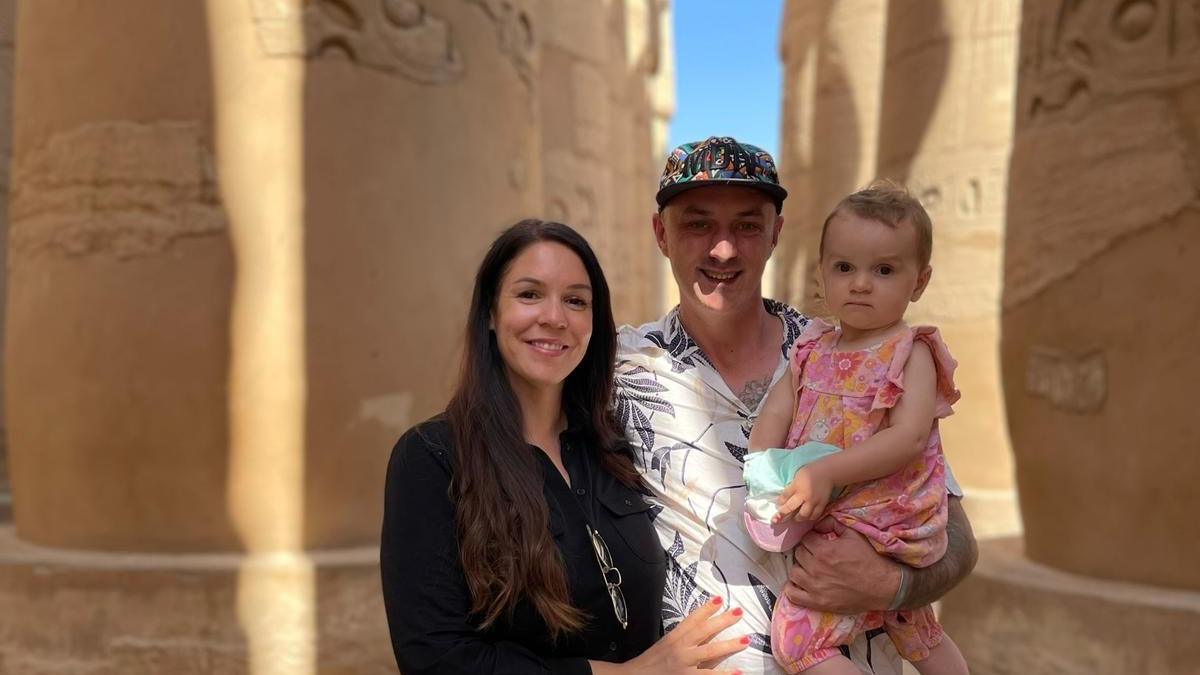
[657,136,784,205]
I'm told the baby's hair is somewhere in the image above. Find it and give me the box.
[818,179,933,268]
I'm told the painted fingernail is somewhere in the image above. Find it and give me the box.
[731,607,743,617]
[711,596,723,606]
[739,636,750,645]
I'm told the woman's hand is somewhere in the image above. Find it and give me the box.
[595,596,748,675]
[775,463,833,522]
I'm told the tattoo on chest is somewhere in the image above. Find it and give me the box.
[736,375,773,410]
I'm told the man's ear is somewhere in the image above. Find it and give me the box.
[911,265,933,301]
[771,214,785,251]
[652,211,669,256]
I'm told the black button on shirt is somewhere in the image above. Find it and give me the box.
[381,417,667,675]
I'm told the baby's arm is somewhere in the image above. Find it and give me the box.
[777,341,938,521]
[748,376,795,451]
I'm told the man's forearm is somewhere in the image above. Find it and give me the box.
[897,496,978,610]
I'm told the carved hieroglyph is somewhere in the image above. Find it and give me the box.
[8,121,224,259]
[1024,347,1107,414]
[250,0,535,86]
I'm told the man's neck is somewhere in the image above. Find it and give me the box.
[677,296,777,372]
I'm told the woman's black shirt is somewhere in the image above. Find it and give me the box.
[380,417,667,675]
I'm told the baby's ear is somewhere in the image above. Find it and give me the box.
[911,265,933,301]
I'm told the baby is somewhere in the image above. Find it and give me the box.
[745,181,968,675]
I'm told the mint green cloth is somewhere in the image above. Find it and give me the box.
[743,442,843,499]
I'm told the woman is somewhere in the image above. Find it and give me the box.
[381,220,748,674]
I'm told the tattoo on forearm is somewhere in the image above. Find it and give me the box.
[736,375,773,410]
[899,498,978,610]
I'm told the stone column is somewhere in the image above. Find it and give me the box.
[777,0,888,316]
[538,0,670,326]
[940,1,1200,671]
[1002,0,1200,592]
[0,0,13,519]
[294,0,543,547]
[873,0,1022,536]
[0,0,542,672]
[617,0,673,324]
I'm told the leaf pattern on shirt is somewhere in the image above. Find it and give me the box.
[644,311,714,371]
[662,531,711,633]
[649,441,690,485]
[766,298,808,359]
[746,572,778,655]
[724,441,747,464]
[737,408,754,440]
[614,362,676,451]
[647,500,664,523]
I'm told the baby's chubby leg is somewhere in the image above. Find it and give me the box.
[802,656,861,674]
[770,591,873,674]
[912,634,968,675]
[883,605,968,675]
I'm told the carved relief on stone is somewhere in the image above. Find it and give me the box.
[570,62,610,156]
[1004,97,1196,307]
[1025,346,1107,414]
[461,0,536,86]
[544,149,599,233]
[250,0,534,86]
[903,154,1008,229]
[1018,0,1200,124]
[8,122,225,259]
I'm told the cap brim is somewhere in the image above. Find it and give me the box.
[655,179,788,209]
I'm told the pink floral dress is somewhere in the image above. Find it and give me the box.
[771,318,959,673]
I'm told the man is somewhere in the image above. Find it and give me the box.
[614,137,977,674]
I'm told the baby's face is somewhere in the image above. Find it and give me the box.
[819,211,930,332]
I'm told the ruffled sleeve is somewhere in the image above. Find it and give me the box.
[788,318,835,389]
[870,326,960,418]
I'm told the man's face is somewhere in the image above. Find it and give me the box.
[653,185,783,314]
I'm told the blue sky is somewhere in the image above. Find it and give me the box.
[669,0,784,158]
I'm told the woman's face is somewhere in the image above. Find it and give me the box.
[492,241,594,398]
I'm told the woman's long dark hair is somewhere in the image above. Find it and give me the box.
[447,219,641,638]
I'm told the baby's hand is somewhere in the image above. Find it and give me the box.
[775,464,833,522]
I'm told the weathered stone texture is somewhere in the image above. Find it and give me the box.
[941,537,1200,675]
[251,0,535,87]
[5,0,238,551]
[9,121,224,258]
[1004,0,1200,589]
[0,528,391,675]
[0,0,15,501]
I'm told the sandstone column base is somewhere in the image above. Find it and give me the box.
[959,488,1022,539]
[940,537,1200,674]
[0,526,394,674]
